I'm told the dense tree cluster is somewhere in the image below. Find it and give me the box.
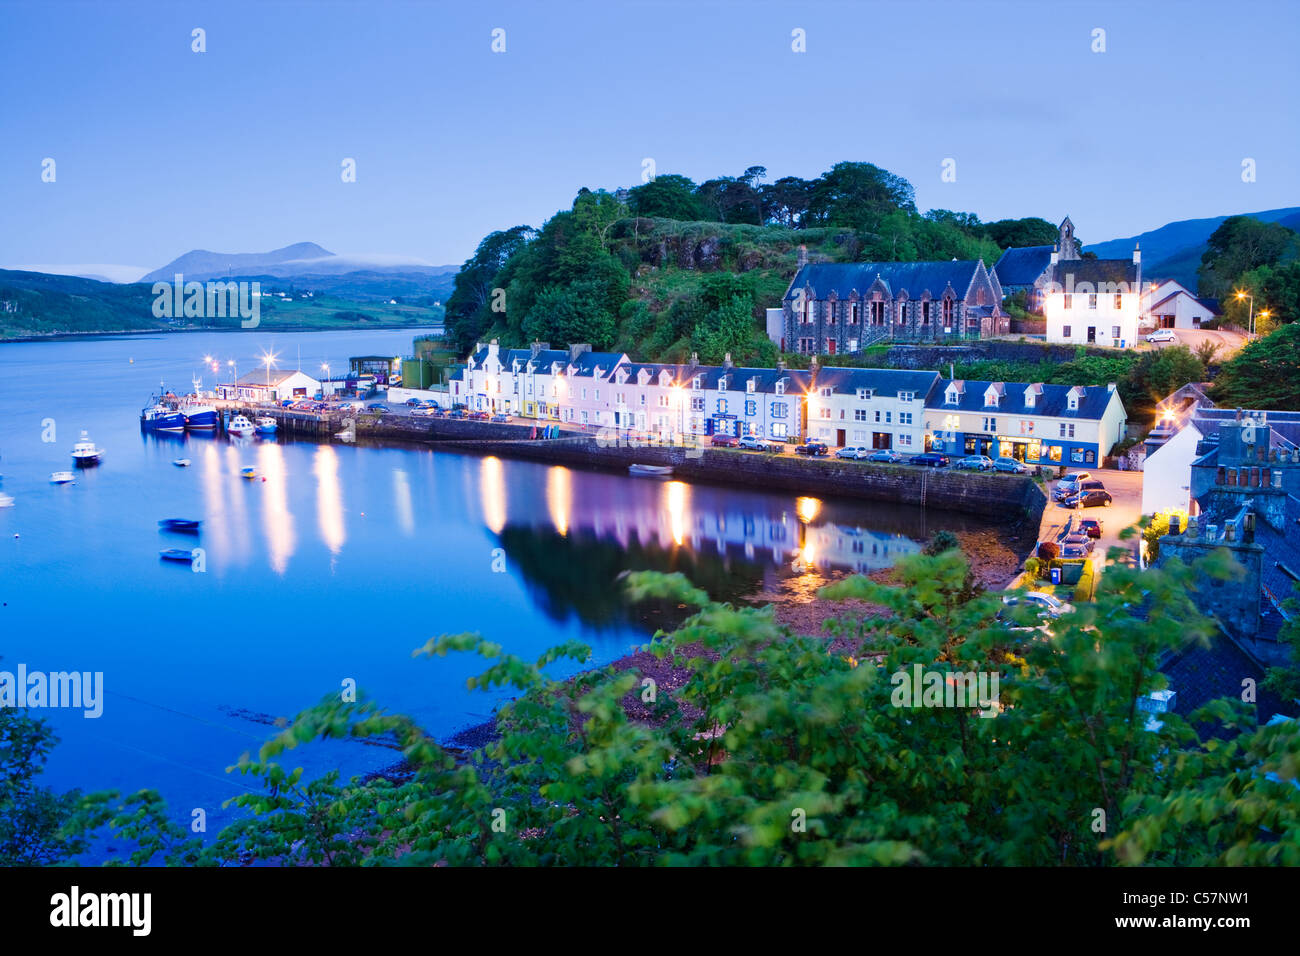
[443,162,1058,362]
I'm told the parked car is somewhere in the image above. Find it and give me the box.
[992,456,1028,474]
[412,407,439,417]
[405,398,423,407]
[1002,591,1074,618]
[490,413,509,423]
[908,452,949,468]
[794,441,829,457]
[836,445,871,460]
[366,403,390,413]
[1078,518,1103,539]
[954,454,994,471]
[1066,483,1113,509]
[1062,531,1095,552]
[468,410,491,421]
[737,435,777,452]
[1053,472,1093,500]
[1146,328,1177,343]
[710,433,739,447]
[867,449,903,464]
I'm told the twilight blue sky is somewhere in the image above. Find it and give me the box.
[2,0,1297,279]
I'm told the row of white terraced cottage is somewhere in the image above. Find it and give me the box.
[452,341,1128,469]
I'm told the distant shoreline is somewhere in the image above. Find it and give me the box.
[0,323,444,344]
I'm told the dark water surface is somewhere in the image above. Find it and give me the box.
[0,329,1002,854]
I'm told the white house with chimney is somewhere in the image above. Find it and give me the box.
[1042,245,1145,348]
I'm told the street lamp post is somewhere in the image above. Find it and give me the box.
[227,359,237,401]
[1235,290,1256,338]
[321,363,331,403]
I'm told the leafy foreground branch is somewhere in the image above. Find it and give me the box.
[16,550,1300,866]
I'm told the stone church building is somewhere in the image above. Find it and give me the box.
[780,248,1008,355]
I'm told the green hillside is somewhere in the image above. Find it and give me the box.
[0,270,444,339]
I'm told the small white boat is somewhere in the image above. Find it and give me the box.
[240,466,257,480]
[173,458,191,467]
[0,494,14,508]
[228,414,255,437]
[254,416,278,435]
[50,471,76,484]
[71,431,103,466]
[628,463,673,478]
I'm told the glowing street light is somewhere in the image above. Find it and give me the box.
[1235,290,1257,338]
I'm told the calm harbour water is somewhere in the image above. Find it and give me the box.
[0,328,998,856]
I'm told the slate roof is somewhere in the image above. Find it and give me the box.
[784,261,983,301]
[1049,258,1139,288]
[809,366,942,399]
[1256,494,1300,625]
[1160,632,1297,731]
[993,245,1054,287]
[566,351,628,378]
[1191,409,1300,452]
[926,379,1119,419]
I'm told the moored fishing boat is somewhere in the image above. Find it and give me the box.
[50,471,76,484]
[227,414,255,436]
[0,494,14,508]
[172,458,191,467]
[140,402,186,432]
[628,463,673,478]
[179,398,219,431]
[71,431,104,466]
[239,466,257,479]
[254,416,278,435]
[159,548,196,562]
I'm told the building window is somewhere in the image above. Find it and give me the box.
[581,410,589,424]
[871,301,885,325]
[855,409,867,421]
[899,391,914,402]
[771,402,788,419]
[1063,294,1073,309]
[1020,420,1033,435]
[775,381,785,396]
[1062,325,1072,338]
[857,388,872,400]
[1111,326,1121,340]
[819,408,831,419]
[897,301,907,323]
[898,434,912,447]
[821,387,832,398]
[885,411,892,424]
[690,396,704,412]
[745,400,756,416]
[1088,294,1097,309]
[943,298,954,323]
[692,377,702,390]
[874,410,881,422]
[1114,293,1123,309]
[798,338,813,353]
[1049,445,1062,462]
[657,394,668,407]
[848,303,859,324]
[771,423,788,439]
[1067,395,1079,411]
[984,417,996,432]
[1059,423,1075,438]
[746,380,755,393]
[717,399,727,414]
[922,301,931,325]
[640,394,647,406]
[899,412,912,425]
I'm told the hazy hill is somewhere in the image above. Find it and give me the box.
[141,242,333,283]
[1086,207,1300,291]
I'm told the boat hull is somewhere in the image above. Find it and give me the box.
[183,410,218,431]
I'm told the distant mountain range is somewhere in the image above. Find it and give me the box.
[1086,207,1300,292]
[139,242,459,300]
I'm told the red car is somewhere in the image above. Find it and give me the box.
[710,434,738,447]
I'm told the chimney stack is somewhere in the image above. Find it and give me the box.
[797,245,808,269]
[723,352,733,369]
